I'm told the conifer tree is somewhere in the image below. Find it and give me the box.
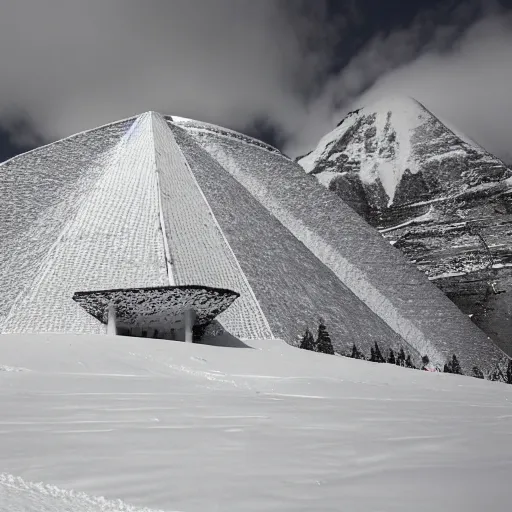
[472,366,484,379]
[451,355,463,375]
[351,343,365,360]
[397,347,406,367]
[373,342,385,363]
[387,349,396,365]
[405,354,416,369]
[316,320,334,355]
[489,364,505,382]
[370,347,376,362]
[299,328,315,352]
[444,355,463,375]
[506,359,512,385]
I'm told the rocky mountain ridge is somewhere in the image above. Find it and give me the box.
[299,96,512,356]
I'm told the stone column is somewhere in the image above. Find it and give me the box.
[107,305,117,336]
[184,308,196,343]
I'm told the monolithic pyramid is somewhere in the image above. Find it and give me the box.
[0,111,507,372]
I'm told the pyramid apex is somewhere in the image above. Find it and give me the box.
[133,111,166,121]
[128,111,169,133]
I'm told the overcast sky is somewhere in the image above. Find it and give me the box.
[0,0,511,162]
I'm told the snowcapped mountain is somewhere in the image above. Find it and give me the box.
[299,96,512,355]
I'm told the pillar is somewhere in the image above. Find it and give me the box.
[107,305,117,335]
[184,308,196,343]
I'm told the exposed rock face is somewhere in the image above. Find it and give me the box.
[299,96,512,356]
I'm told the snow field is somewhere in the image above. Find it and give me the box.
[1,333,512,511]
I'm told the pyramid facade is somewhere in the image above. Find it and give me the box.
[0,112,507,372]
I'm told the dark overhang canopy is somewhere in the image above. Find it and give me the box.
[72,285,240,328]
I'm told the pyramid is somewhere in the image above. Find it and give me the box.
[0,112,507,372]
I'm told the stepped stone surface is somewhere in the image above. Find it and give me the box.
[0,111,507,372]
[150,113,271,338]
[3,114,169,333]
[171,123,404,351]
[1,119,133,330]
[177,117,507,372]
[299,97,512,356]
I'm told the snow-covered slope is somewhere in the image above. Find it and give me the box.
[299,96,512,355]
[299,96,510,211]
[301,97,427,206]
[1,333,512,511]
[0,474,163,512]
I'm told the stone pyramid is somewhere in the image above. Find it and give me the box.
[0,111,506,372]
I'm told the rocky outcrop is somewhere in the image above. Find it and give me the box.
[299,96,512,356]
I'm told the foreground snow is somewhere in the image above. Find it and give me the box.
[0,473,165,512]
[1,334,512,511]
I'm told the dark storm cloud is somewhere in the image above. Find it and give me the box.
[0,0,324,145]
[352,12,512,163]
[288,1,512,162]
[0,0,511,163]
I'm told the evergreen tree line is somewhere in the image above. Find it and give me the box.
[298,324,512,385]
[298,320,335,355]
[437,354,512,384]
[348,342,420,369]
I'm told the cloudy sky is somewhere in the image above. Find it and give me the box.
[0,0,511,162]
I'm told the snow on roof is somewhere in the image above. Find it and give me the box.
[168,115,283,155]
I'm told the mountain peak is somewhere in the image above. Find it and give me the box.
[300,96,510,208]
[299,95,512,356]
[301,95,431,205]
[339,95,424,121]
